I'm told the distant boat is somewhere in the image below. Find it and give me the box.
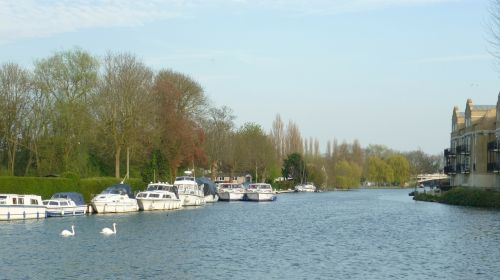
[136,182,182,211]
[0,194,45,220]
[43,192,87,217]
[91,183,139,213]
[196,177,219,203]
[245,183,276,202]
[294,183,316,193]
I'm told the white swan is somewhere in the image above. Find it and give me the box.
[61,225,75,237]
[101,223,117,235]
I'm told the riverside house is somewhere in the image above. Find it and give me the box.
[444,95,500,188]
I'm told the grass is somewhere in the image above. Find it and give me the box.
[414,187,500,209]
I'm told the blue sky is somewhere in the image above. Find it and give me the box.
[0,0,498,155]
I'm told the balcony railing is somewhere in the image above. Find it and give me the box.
[444,148,456,158]
[456,164,470,174]
[488,141,500,152]
[456,145,470,155]
[444,165,456,175]
[487,162,500,173]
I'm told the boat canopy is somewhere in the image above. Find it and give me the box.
[51,192,85,205]
[196,177,217,196]
[101,184,134,198]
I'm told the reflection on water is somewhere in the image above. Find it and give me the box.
[1,189,499,279]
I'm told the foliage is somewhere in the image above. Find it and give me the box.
[282,153,305,184]
[334,160,362,189]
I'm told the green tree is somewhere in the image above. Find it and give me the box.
[282,152,305,184]
[387,155,410,186]
[367,156,394,185]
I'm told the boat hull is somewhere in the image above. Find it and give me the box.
[137,199,182,211]
[180,194,205,206]
[246,192,276,202]
[91,201,139,213]
[204,194,219,203]
[0,205,46,220]
[45,206,87,217]
[218,192,245,201]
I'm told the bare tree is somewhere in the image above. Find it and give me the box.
[204,106,235,179]
[270,114,285,160]
[285,120,303,155]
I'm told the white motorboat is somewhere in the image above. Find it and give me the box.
[294,183,316,192]
[0,194,46,220]
[136,182,183,211]
[43,192,87,217]
[245,183,276,201]
[197,177,219,203]
[174,171,205,206]
[218,183,246,201]
[91,183,139,213]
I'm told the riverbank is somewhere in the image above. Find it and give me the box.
[414,187,500,209]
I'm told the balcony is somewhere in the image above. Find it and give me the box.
[487,162,500,173]
[488,141,500,152]
[456,164,470,174]
[444,148,456,158]
[456,145,470,155]
[444,165,456,175]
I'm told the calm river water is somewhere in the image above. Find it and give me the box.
[1,189,500,280]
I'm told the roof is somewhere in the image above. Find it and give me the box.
[471,105,495,111]
[51,192,85,205]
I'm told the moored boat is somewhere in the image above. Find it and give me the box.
[43,192,87,217]
[197,177,219,203]
[91,183,139,213]
[0,194,46,221]
[294,183,316,192]
[174,171,205,206]
[218,183,246,201]
[245,183,276,201]
[136,182,182,211]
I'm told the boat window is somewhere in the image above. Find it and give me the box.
[149,194,160,198]
[49,201,59,206]
[30,199,38,205]
[163,195,171,199]
[0,196,6,205]
[60,201,68,206]
[18,198,24,204]
[12,197,17,204]
[43,201,48,205]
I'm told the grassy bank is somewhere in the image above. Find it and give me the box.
[0,176,145,203]
[414,187,500,209]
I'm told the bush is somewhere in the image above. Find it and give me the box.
[0,176,148,203]
[415,187,500,208]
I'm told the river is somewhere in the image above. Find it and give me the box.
[1,189,499,280]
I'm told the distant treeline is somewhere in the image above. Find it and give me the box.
[0,48,442,188]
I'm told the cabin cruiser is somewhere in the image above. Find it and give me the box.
[91,183,139,213]
[0,194,45,220]
[43,192,87,217]
[294,183,316,192]
[136,182,182,211]
[174,171,205,206]
[217,183,246,201]
[197,177,219,203]
[246,183,276,201]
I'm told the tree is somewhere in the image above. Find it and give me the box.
[233,123,275,182]
[334,160,362,189]
[367,156,394,185]
[285,120,303,155]
[387,155,410,186]
[282,152,305,184]
[203,106,235,179]
[0,63,32,175]
[33,48,99,174]
[153,69,208,179]
[270,114,285,160]
[94,52,153,178]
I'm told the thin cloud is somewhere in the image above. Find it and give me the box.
[0,0,455,44]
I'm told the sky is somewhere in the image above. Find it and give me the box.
[0,0,498,155]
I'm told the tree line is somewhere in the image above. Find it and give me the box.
[0,48,442,187]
